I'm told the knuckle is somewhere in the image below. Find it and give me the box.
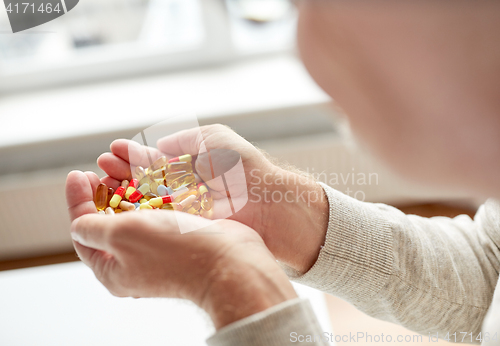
[208,123,232,133]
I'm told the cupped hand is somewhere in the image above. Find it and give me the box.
[97,124,329,273]
[65,170,297,328]
[97,124,281,238]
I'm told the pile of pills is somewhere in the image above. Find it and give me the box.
[94,154,213,218]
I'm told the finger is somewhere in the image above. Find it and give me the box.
[157,127,205,156]
[66,171,104,264]
[110,139,165,168]
[101,176,121,190]
[66,170,98,222]
[71,214,113,252]
[97,153,132,181]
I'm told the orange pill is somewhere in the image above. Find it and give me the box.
[94,183,108,211]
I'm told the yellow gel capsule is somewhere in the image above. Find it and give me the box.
[140,203,153,210]
[186,206,199,215]
[171,203,183,211]
[200,208,214,220]
[94,183,108,211]
[150,168,167,181]
[199,184,213,211]
[164,171,188,185]
[119,201,135,211]
[140,198,148,204]
[146,156,168,175]
[134,166,146,180]
[201,192,213,211]
[170,173,196,190]
[192,199,201,211]
[115,209,123,214]
[167,161,193,173]
[161,203,174,210]
[139,175,153,186]
[150,181,160,195]
[198,184,208,195]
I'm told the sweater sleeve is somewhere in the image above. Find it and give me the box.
[286,183,500,342]
[206,298,330,346]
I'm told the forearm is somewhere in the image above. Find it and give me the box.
[289,185,500,341]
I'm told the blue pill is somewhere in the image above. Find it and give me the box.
[157,185,168,196]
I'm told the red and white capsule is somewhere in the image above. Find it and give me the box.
[128,183,151,203]
[168,154,192,164]
[109,186,126,208]
[149,195,174,208]
[125,179,140,199]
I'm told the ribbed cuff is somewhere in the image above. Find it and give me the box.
[288,183,394,304]
[206,298,329,346]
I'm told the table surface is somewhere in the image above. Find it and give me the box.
[0,262,333,346]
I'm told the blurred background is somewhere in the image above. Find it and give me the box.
[0,0,479,345]
[0,0,297,92]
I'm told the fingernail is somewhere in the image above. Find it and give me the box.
[68,170,83,176]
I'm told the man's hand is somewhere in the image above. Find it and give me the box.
[97,124,329,273]
[66,170,297,329]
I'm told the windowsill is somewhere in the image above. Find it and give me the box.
[0,54,330,149]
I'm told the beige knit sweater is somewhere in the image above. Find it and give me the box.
[207,183,500,345]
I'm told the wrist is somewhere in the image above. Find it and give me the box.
[199,246,297,330]
[259,168,329,273]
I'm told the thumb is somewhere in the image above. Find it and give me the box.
[71,215,113,252]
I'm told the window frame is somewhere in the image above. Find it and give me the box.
[0,0,294,94]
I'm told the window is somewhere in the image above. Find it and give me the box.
[0,0,297,93]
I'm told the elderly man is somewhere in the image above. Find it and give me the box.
[66,1,500,345]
